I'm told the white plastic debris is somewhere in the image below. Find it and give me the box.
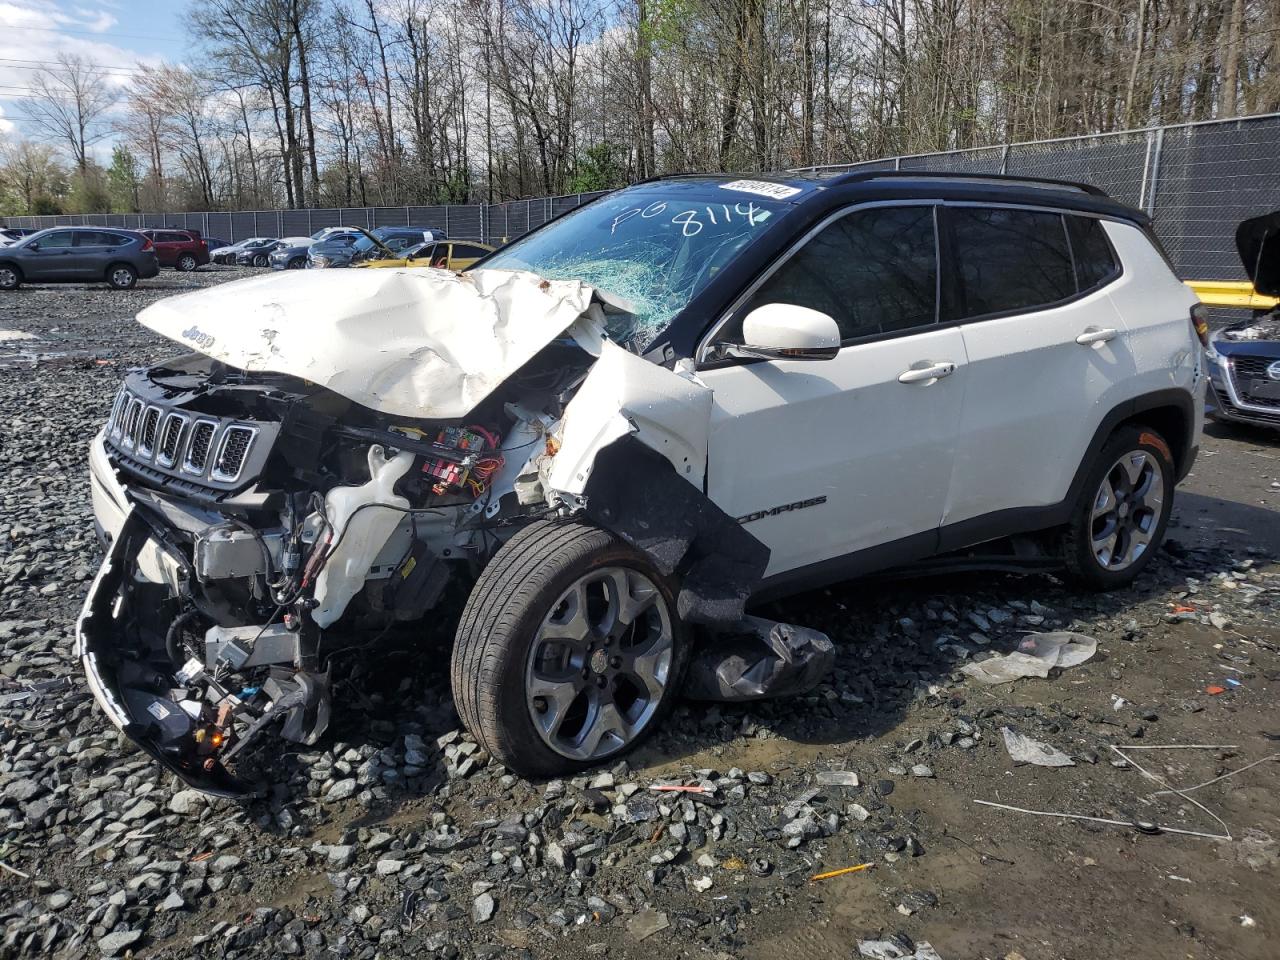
[960,632,1097,685]
[857,939,944,960]
[1000,726,1075,767]
[311,445,414,627]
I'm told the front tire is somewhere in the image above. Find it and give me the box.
[452,521,689,777]
[176,254,198,272]
[0,264,21,291]
[106,263,138,290]
[1062,425,1174,590]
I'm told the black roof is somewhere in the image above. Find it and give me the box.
[653,170,1146,226]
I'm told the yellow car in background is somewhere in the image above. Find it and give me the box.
[358,240,494,272]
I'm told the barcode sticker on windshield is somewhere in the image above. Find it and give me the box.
[719,179,801,200]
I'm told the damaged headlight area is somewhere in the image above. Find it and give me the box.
[81,351,588,795]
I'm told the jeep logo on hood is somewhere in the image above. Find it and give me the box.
[182,325,216,350]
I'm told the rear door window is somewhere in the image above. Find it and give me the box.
[1066,216,1120,290]
[453,244,490,259]
[945,207,1075,319]
[741,205,938,344]
[76,231,123,246]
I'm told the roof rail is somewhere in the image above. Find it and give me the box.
[822,169,1108,197]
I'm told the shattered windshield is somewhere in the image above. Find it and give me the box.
[481,181,793,349]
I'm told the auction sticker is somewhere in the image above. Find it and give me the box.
[719,179,801,200]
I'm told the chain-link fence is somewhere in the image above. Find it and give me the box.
[801,112,1280,281]
[5,113,1278,280]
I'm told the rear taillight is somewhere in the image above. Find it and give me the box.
[140,237,153,251]
[1190,304,1210,348]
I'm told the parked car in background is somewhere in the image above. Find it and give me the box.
[0,227,159,290]
[310,226,360,242]
[268,237,317,270]
[235,239,284,267]
[357,239,494,271]
[140,229,210,272]
[307,226,444,268]
[1199,211,1280,430]
[0,227,37,246]
[202,237,231,254]
[212,238,276,265]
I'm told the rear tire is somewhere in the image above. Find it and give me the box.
[252,253,269,267]
[106,263,138,290]
[0,264,21,291]
[1062,425,1174,590]
[288,257,305,269]
[176,254,198,272]
[451,521,689,777]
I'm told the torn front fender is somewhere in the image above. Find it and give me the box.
[578,438,770,624]
[77,507,249,797]
[547,340,713,495]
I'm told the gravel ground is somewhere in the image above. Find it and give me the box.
[2,268,1279,960]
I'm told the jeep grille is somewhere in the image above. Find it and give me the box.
[104,386,265,489]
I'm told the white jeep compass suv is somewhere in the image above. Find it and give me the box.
[80,172,1205,794]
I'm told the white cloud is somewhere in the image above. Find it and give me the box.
[0,0,173,159]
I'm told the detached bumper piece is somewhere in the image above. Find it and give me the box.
[685,616,835,702]
[77,507,330,797]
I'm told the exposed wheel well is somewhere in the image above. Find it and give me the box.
[1117,403,1192,479]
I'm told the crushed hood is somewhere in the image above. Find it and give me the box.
[1236,211,1280,298]
[137,267,603,419]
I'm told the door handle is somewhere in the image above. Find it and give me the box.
[898,361,956,384]
[1076,326,1118,345]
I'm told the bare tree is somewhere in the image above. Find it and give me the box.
[20,53,119,173]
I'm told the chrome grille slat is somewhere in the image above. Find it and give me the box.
[210,425,257,482]
[183,420,217,475]
[121,399,144,448]
[156,413,187,467]
[107,390,128,437]
[138,406,162,456]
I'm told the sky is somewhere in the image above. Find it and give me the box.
[0,0,188,151]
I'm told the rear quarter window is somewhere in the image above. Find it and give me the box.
[946,207,1075,319]
[1066,216,1120,290]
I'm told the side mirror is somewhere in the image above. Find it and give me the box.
[26,241,39,250]
[711,303,840,362]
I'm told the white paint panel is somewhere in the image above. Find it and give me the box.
[702,328,968,577]
[945,285,1134,524]
[137,267,600,419]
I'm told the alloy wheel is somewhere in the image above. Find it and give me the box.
[524,566,674,761]
[111,267,135,288]
[178,255,197,271]
[0,267,16,289]
[1090,449,1165,571]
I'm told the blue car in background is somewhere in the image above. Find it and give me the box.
[1204,211,1280,430]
